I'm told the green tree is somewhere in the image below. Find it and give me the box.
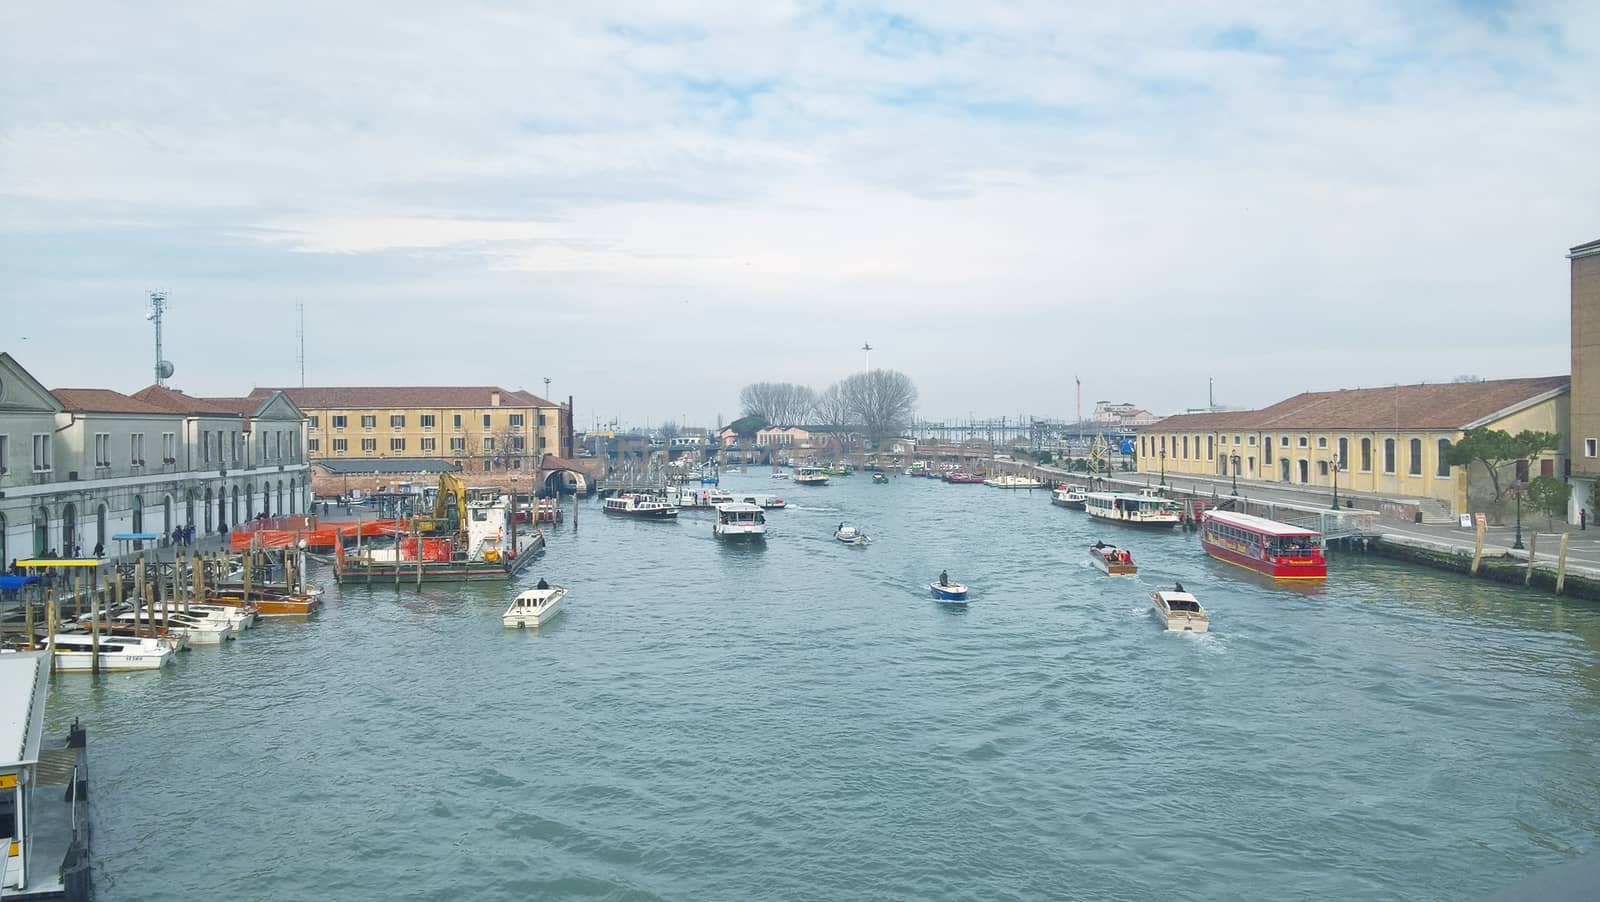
[1444,428,1561,521]
[1589,480,1600,521]
[728,414,768,438]
[1526,475,1570,529]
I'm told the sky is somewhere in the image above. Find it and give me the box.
[2,1,1597,427]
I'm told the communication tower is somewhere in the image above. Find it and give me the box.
[146,292,175,386]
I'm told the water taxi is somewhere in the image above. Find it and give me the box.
[793,467,830,486]
[1051,484,1087,509]
[1089,542,1137,575]
[0,653,93,900]
[834,524,869,546]
[1083,491,1182,528]
[872,473,889,484]
[984,474,1045,489]
[714,502,767,538]
[1150,588,1209,632]
[602,494,681,519]
[1200,511,1327,579]
[502,584,566,628]
[48,633,178,671]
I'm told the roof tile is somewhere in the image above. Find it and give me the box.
[1150,376,1568,432]
[250,386,556,409]
[50,388,175,416]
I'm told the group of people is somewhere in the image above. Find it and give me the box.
[169,524,199,547]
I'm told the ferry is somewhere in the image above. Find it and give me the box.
[603,493,681,519]
[793,467,830,486]
[1051,484,1087,509]
[984,474,1045,489]
[1150,587,1209,632]
[1089,542,1137,575]
[713,502,767,538]
[1200,510,1327,579]
[1082,491,1182,528]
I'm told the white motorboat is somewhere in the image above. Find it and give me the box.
[1051,484,1087,509]
[771,472,789,480]
[834,524,868,546]
[602,494,680,519]
[49,633,178,671]
[793,467,830,486]
[146,601,256,631]
[1151,588,1209,633]
[714,502,767,538]
[503,584,566,628]
[1089,542,1138,575]
[81,609,237,644]
[984,474,1045,489]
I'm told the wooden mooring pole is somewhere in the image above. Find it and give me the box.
[1525,533,1539,588]
[1470,519,1487,577]
[1556,533,1571,595]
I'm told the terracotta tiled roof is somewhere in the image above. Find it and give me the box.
[1150,376,1569,432]
[130,385,241,416]
[248,386,555,409]
[50,388,174,415]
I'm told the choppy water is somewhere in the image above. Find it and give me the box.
[46,472,1600,901]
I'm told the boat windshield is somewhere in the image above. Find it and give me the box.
[1167,599,1202,612]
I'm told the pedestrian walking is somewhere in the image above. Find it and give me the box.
[92,541,103,558]
[1583,508,1589,531]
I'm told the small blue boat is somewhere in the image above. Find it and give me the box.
[930,580,969,602]
[701,476,719,485]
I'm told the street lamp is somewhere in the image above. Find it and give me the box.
[1511,481,1526,550]
[1159,449,1167,487]
[1230,453,1240,495]
[1330,453,1341,511]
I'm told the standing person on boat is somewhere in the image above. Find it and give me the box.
[536,578,550,590]
[939,570,949,587]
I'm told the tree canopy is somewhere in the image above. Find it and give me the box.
[728,414,768,437]
[1445,428,1561,521]
[1526,475,1570,528]
[739,382,817,426]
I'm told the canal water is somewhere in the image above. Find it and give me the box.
[47,472,1600,901]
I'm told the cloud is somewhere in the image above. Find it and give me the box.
[1,1,1596,421]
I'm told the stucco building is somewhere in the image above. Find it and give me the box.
[1137,376,1569,516]
[1569,237,1600,520]
[260,386,570,476]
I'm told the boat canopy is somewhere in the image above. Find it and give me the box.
[0,575,41,590]
[1204,510,1320,538]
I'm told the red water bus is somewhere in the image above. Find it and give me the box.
[1200,510,1327,580]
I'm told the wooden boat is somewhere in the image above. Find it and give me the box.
[202,588,322,617]
[1201,511,1327,579]
[1083,491,1182,528]
[502,585,566,628]
[1151,588,1209,632]
[1089,542,1137,575]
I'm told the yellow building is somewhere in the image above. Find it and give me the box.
[1137,376,1569,515]
[251,386,569,475]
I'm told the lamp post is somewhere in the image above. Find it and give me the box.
[1230,453,1239,495]
[1159,449,1167,487]
[1511,481,1526,550]
[1330,453,1341,511]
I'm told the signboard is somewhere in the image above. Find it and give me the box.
[1459,514,1473,529]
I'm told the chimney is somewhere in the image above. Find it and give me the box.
[490,391,501,407]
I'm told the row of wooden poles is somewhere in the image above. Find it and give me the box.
[14,548,301,673]
[1468,524,1577,593]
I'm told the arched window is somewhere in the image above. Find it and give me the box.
[61,502,77,554]
[1182,435,1189,459]
[33,506,49,556]
[1437,439,1452,477]
[1383,438,1396,474]
[131,495,143,534]
[1337,437,1349,470]
[1360,437,1372,471]
[1409,438,1423,476]
[96,504,107,549]
[245,483,256,519]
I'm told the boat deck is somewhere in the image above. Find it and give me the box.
[3,741,89,901]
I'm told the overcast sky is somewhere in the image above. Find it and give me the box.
[2,1,1596,427]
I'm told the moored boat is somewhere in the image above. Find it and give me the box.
[502,583,566,628]
[1200,510,1327,579]
[1083,491,1182,528]
[944,470,985,484]
[984,474,1045,489]
[1051,484,1087,509]
[1150,587,1209,632]
[1089,542,1137,575]
[49,633,178,671]
[77,609,236,644]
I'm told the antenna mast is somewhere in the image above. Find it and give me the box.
[148,291,174,386]
[296,303,306,387]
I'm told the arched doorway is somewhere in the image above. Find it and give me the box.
[33,505,49,556]
[276,480,284,516]
[245,483,255,520]
[131,495,143,534]
[204,488,214,532]
[61,502,77,555]
[162,495,173,537]
[231,487,240,528]
[186,490,196,529]
[290,478,298,514]
[96,504,107,551]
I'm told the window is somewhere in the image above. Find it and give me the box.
[1541,458,1554,477]
[308,438,320,452]
[509,414,524,428]
[332,415,347,429]
[309,415,320,429]
[1587,438,1597,458]
[1335,437,1347,470]
[483,437,495,451]
[1437,439,1452,477]
[1360,438,1372,471]
[390,437,406,452]
[1316,436,1327,449]
[273,432,282,460]
[203,431,213,463]
[483,414,492,429]
[94,433,111,467]
[1264,439,1273,466]
[1409,438,1423,476]
[333,438,348,453]
[1383,438,1396,473]
[420,415,436,429]
[1233,435,1241,445]
[1181,435,1188,459]
[450,437,465,452]
[130,433,145,465]
[162,432,176,462]
[1192,434,1200,459]
[390,414,405,429]
[1318,461,1329,476]
[1247,435,1257,446]
[1207,435,1215,460]
[361,438,376,453]
[538,413,547,426]
[233,432,243,464]
[0,433,7,472]
[511,436,525,452]
[1514,459,1529,483]
[453,414,463,430]
[421,437,436,452]
[289,431,298,461]
[361,415,376,429]
[1298,436,1309,448]
[537,435,547,449]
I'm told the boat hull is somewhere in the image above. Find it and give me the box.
[930,582,969,601]
[1085,510,1181,529]
[602,507,680,519]
[1051,497,1086,510]
[503,599,564,628]
[1202,537,1328,579]
[1158,614,1209,633]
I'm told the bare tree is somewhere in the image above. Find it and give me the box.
[812,382,854,432]
[840,369,918,447]
[740,382,818,426]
